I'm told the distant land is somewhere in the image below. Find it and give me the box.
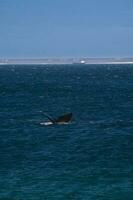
[0,57,133,65]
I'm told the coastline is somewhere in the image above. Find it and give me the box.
[0,62,133,65]
[0,58,133,65]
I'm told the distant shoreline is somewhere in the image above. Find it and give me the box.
[0,58,133,65]
[0,62,133,65]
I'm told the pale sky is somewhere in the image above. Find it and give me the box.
[0,0,133,58]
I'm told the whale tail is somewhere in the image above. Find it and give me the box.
[55,113,73,123]
[44,112,73,124]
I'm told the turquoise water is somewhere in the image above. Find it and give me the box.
[0,64,133,200]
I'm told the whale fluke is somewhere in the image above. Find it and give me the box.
[43,112,73,125]
[43,113,55,124]
[54,113,73,123]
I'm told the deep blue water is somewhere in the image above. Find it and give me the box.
[0,64,133,200]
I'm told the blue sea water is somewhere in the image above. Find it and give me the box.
[0,64,133,200]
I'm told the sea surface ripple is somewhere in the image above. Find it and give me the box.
[0,64,133,200]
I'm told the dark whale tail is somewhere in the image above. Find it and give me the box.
[55,113,73,123]
[44,112,73,124]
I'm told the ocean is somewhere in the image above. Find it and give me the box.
[0,64,133,200]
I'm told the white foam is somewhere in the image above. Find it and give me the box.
[40,121,53,126]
